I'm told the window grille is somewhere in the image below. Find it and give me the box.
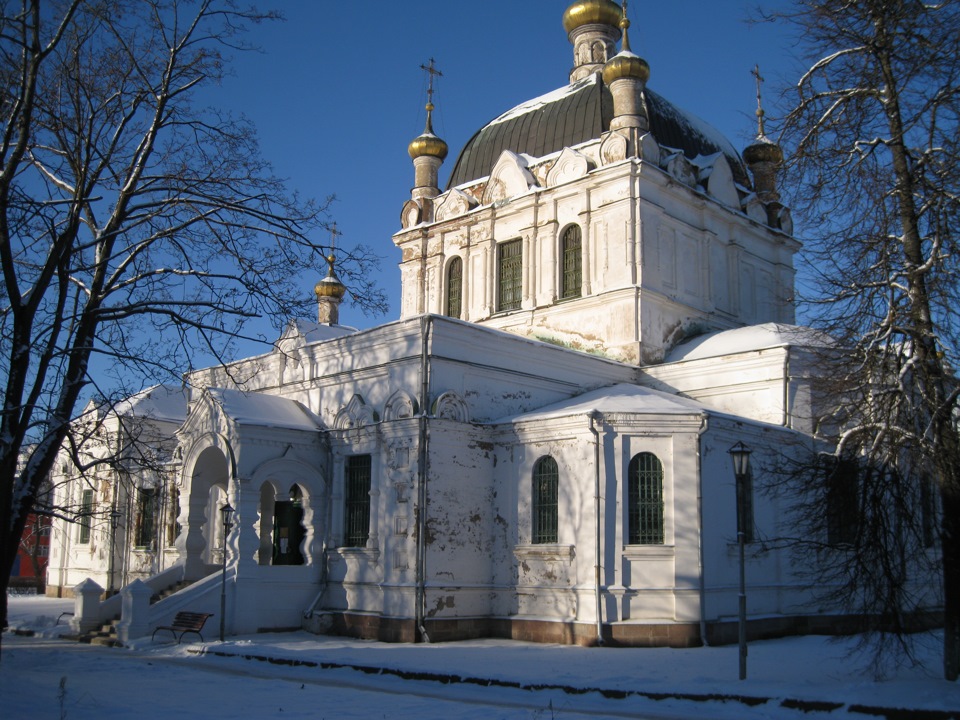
[497,239,522,311]
[168,487,181,546]
[78,489,93,544]
[628,453,664,545]
[532,456,559,544]
[825,457,858,546]
[344,455,372,547]
[135,488,158,548]
[561,225,582,299]
[446,257,463,318]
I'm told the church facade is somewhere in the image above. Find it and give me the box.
[47,1,842,647]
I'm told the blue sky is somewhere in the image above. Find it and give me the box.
[212,1,798,334]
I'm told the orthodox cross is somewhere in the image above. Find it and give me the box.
[751,64,767,137]
[328,222,340,260]
[420,57,443,108]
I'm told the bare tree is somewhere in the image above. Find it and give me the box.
[770,0,960,679]
[0,0,386,644]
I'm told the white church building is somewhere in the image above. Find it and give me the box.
[47,1,842,647]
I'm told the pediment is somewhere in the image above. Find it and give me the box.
[546,148,592,186]
[742,194,769,224]
[661,150,697,187]
[435,189,478,222]
[432,391,470,423]
[333,394,379,430]
[383,389,418,421]
[696,154,740,209]
[482,151,536,205]
[400,199,422,229]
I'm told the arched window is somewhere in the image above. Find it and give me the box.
[628,452,664,544]
[273,484,305,565]
[446,257,463,319]
[532,456,559,544]
[497,239,522,311]
[344,454,372,547]
[560,225,582,299]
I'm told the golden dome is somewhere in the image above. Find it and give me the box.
[563,0,622,34]
[315,254,347,299]
[602,51,649,84]
[743,137,783,165]
[408,102,449,160]
[408,132,449,160]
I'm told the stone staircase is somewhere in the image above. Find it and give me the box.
[71,579,194,646]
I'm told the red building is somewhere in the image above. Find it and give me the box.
[11,512,51,588]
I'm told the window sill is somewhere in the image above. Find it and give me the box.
[623,544,675,559]
[331,546,381,563]
[514,544,575,561]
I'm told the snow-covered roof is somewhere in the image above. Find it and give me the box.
[112,384,188,424]
[283,318,358,344]
[666,323,835,363]
[206,387,322,432]
[491,383,706,424]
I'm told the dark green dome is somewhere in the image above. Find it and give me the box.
[446,73,749,190]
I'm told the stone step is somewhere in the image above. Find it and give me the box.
[89,635,121,647]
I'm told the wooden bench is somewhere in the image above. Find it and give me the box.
[151,611,213,644]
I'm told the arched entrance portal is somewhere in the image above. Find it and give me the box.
[179,444,231,581]
[257,482,306,566]
[273,484,305,566]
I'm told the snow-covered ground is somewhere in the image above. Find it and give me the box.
[3,594,960,719]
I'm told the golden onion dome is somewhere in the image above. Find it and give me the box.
[562,0,622,34]
[408,132,449,160]
[315,254,347,299]
[408,102,449,160]
[743,136,783,165]
[602,51,649,84]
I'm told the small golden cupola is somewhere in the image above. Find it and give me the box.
[602,1,649,132]
[314,224,347,325]
[407,58,448,217]
[564,0,622,82]
[742,65,784,221]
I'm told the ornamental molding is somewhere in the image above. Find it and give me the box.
[333,394,379,430]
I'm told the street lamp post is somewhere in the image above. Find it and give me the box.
[728,441,752,681]
[219,502,234,642]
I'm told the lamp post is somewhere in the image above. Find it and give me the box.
[219,502,234,642]
[728,441,752,680]
[107,509,122,595]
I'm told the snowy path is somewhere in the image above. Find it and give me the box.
[5,596,960,719]
[2,635,739,720]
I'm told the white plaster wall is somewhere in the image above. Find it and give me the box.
[394,143,798,367]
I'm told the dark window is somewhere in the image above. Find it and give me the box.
[344,455,372,547]
[446,257,463,319]
[273,485,305,565]
[497,239,522,311]
[628,453,664,545]
[78,489,93,544]
[532,456,559,544]
[825,456,859,546]
[167,487,181,546]
[135,488,158,548]
[560,225,582,299]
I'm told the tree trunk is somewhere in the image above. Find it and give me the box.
[940,452,960,680]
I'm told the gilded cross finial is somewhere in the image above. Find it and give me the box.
[327,222,340,265]
[751,64,767,137]
[620,1,632,51]
[419,58,443,132]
